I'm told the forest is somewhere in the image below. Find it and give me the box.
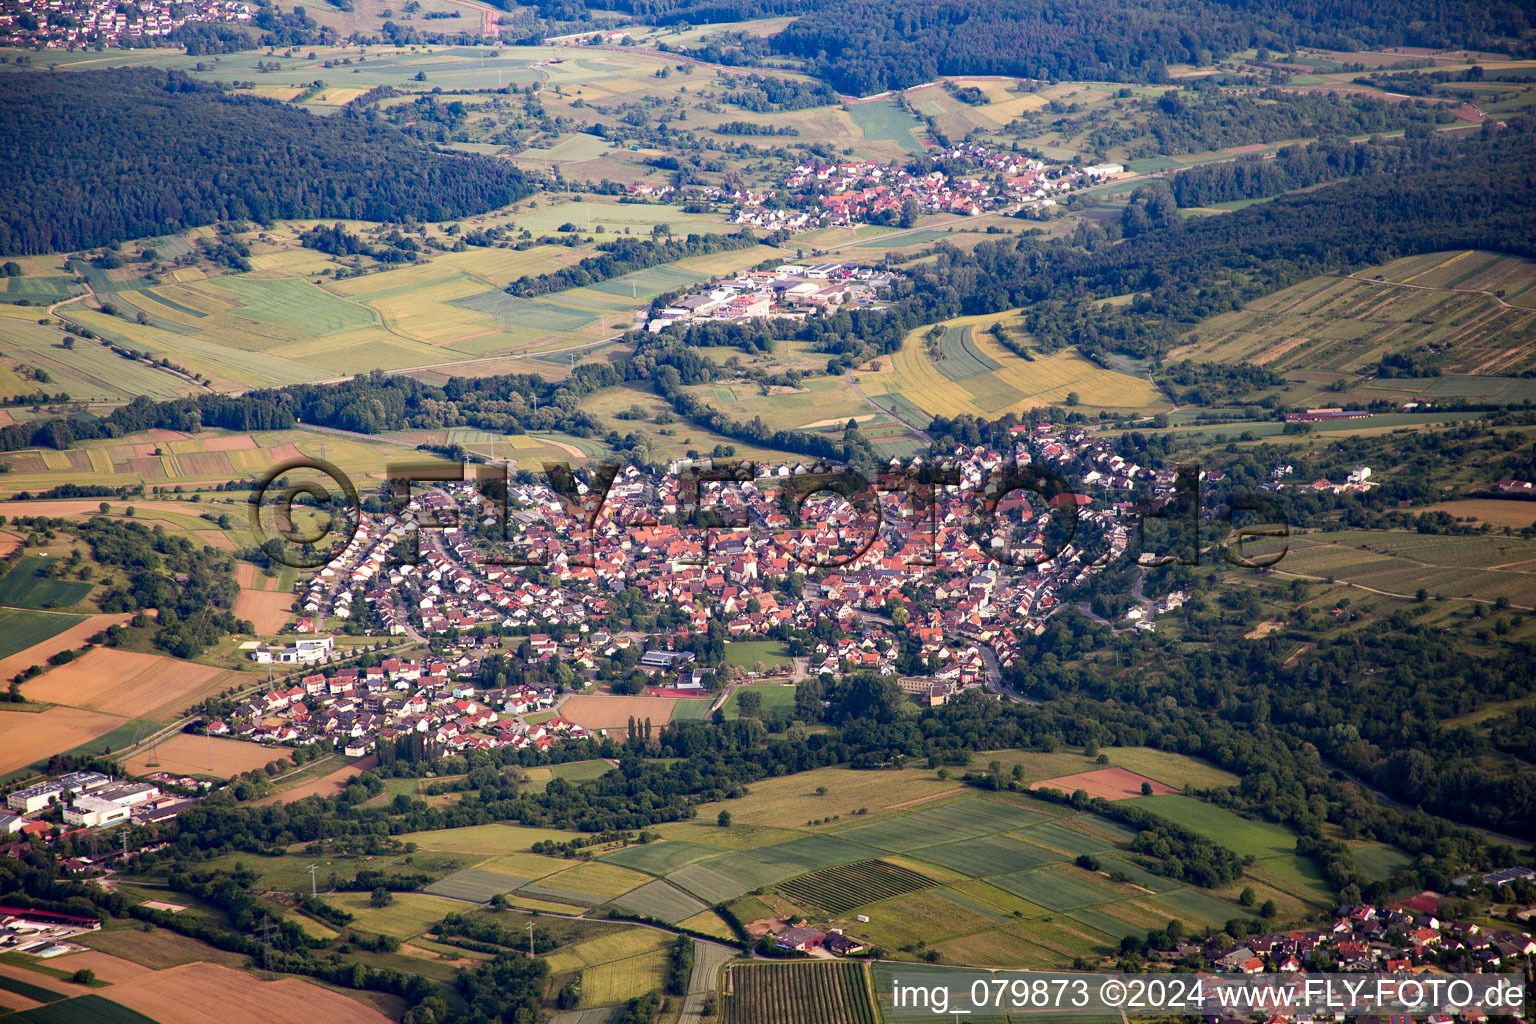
[0,70,533,255]
[770,0,1534,94]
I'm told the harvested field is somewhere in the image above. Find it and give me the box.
[105,962,392,1024]
[23,648,245,721]
[202,434,258,451]
[560,695,679,731]
[0,705,128,775]
[234,589,293,633]
[83,927,250,970]
[1030,767,1179,801]
[123,734,294,779]
[49,951,153,985]
[252,755,376,804]
[1423,499,1536,529]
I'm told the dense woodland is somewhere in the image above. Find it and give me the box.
[770,0,1535,94]
[0,70,533,254]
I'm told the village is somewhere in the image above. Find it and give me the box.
[643,261,899,333]
[0,0,251,48]
[727,145,1125,233]
[210,424,1192,761]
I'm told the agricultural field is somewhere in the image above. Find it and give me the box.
[0,556,94,610]
[0,608,86,660]
[661,750,1350,964]
[776,859,936,914]
[0,705,142,777]
[857,312,1168,420]
[22,648,246,720]
[721,961,877,1024]
[845,100,928,155]
[6,994,158,1024]
[1169,251,1536,401]
[1273,529,1536,608]
[1122,795,1298,859]
[606,879,709,924]
[1422,500,1536,530]
[121,734,293,779]
[100,961,392,1024]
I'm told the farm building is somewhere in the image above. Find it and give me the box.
[775,926,826,952]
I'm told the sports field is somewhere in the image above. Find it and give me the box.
[560,694,680,731]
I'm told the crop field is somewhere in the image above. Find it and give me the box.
[694,766,967,829]
[832,797,1043,853]
[859,312,1165,419]
[103,961,392,1024]
[0,609,86,661]
[722,961,877,1024]
[1171,251,1536,383]
[606,879,708,924]
[776,859,935,914]
[543,928,670,975]
[846,100,928,155]
[421,867,528,902]
[1123,795,1296,859]
[1274,529,1536,608]
[122,734,294,778]
[0,556,94,609]
[683,374,894,436]
[599,839,724,875]
[1031,767,1179,801]
[1423,500,1536,529]
[8,994,158,1024]
[989,865,1121,911]
[912,835,1064,877]
[532,861,651,901]
[24,648,244,720]
[0,705,134,777]
[577,949,670,1008]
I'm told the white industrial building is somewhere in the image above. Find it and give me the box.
[6,771,111,813]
